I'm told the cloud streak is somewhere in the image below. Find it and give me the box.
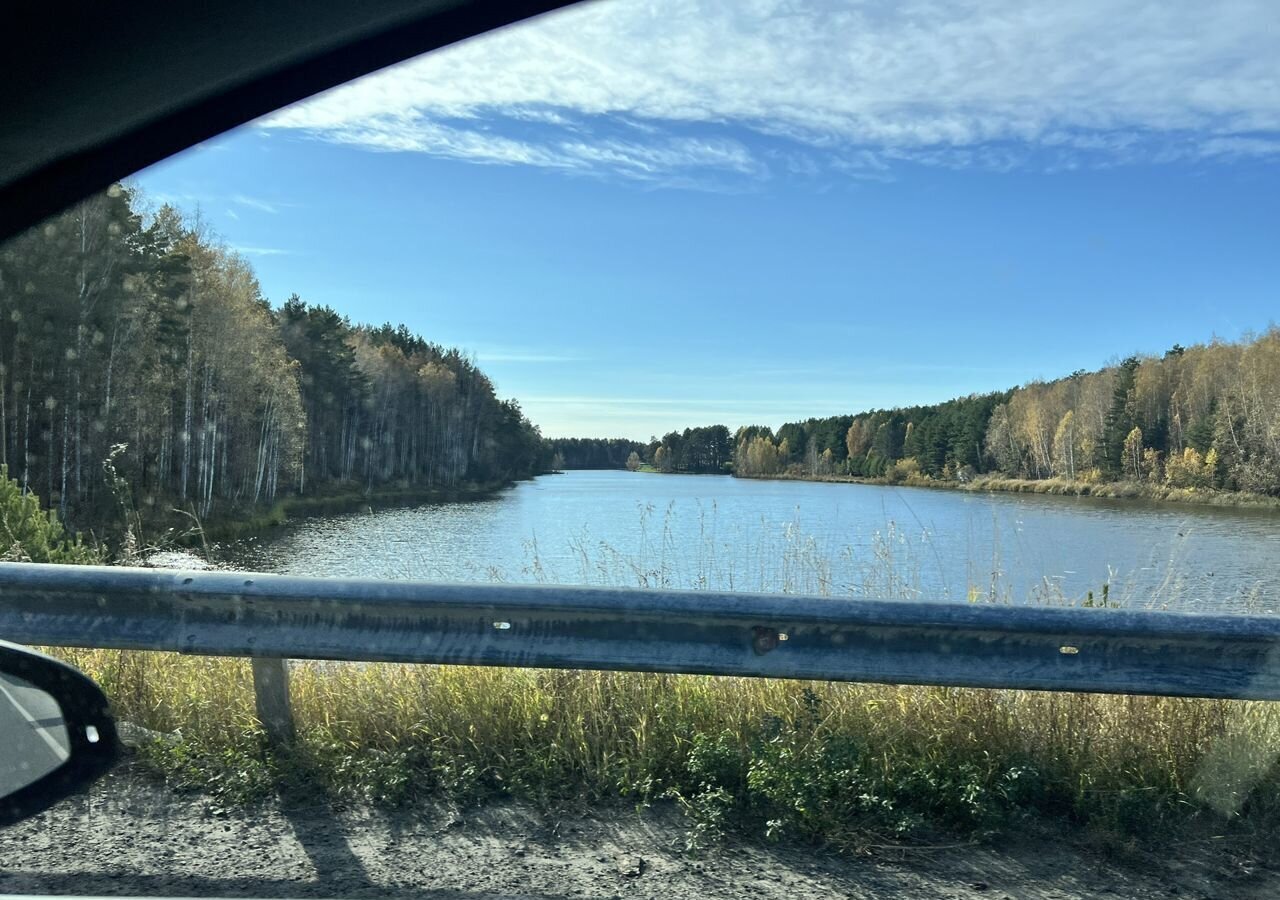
[263,0,1280,182]
[479,352,589,364]
[232,194,280,213]
[232,245,294,257]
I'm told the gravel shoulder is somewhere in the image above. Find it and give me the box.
[2,763,1277,900]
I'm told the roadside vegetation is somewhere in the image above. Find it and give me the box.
[54,650,1280,853]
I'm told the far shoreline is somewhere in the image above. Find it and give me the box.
[187,478,520,546]
[607,467,1280,512]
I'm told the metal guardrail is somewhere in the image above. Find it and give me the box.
[2,563,1279,740]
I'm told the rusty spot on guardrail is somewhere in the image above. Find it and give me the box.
[752,626,781,655]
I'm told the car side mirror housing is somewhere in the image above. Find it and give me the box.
[0,639,119,825]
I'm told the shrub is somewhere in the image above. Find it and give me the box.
[1166,447,1214,489]
[0,464,101,564]
[884,457,923,484]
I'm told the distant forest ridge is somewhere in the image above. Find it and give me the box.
[0,185,550,538]
[555,328,1280,497]
[546,437,649,470]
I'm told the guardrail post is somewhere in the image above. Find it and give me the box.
[251,656,295,745]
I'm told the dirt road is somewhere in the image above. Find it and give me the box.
[1,763,1275,899]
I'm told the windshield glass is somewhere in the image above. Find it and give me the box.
[2,1,1279,897]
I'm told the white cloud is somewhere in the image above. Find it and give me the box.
[1195,135,1280,159]
[474,347,590,363]
[231,194,280,213]
[482,353,585,363]
[262,0,1280,182]
[232,245,294,257]
[524,394,806,410]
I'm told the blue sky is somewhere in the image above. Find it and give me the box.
[136,0,1280,440]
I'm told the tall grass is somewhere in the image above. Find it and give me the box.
[513,502,1217,613]
[961,475,1280,509]
[53,652,1280,848]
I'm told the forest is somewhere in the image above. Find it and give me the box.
[645,425,734,474]
[0,185,550,540]
[579,331,1280,498]
[550,428,733,474]
[546,437,646,470]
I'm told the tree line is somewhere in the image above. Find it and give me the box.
[734,392,1006,481]
[0,185,550,537]
[977,336,1280,493]
[646,426,733,474]
[550,428,734,474]
[563,330,1280,497]
[546,437,646,470]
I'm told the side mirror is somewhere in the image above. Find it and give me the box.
[0,639,119,825]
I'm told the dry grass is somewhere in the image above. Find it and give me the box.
[736,470,1280,510]
[52,647,1280,847]
[959,476,1280,509]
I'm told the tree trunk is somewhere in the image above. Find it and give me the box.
[60,379,70,519]
[0,350,7,470]
[181,329,194,500]
[22,360,33,493]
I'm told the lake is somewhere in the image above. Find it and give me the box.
[223,470,1280,614]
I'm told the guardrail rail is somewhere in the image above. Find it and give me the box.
[3,562,1278,742]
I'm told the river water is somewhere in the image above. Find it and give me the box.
[223,470,1280,614]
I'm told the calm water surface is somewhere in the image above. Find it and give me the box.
[224,470,1280,614]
